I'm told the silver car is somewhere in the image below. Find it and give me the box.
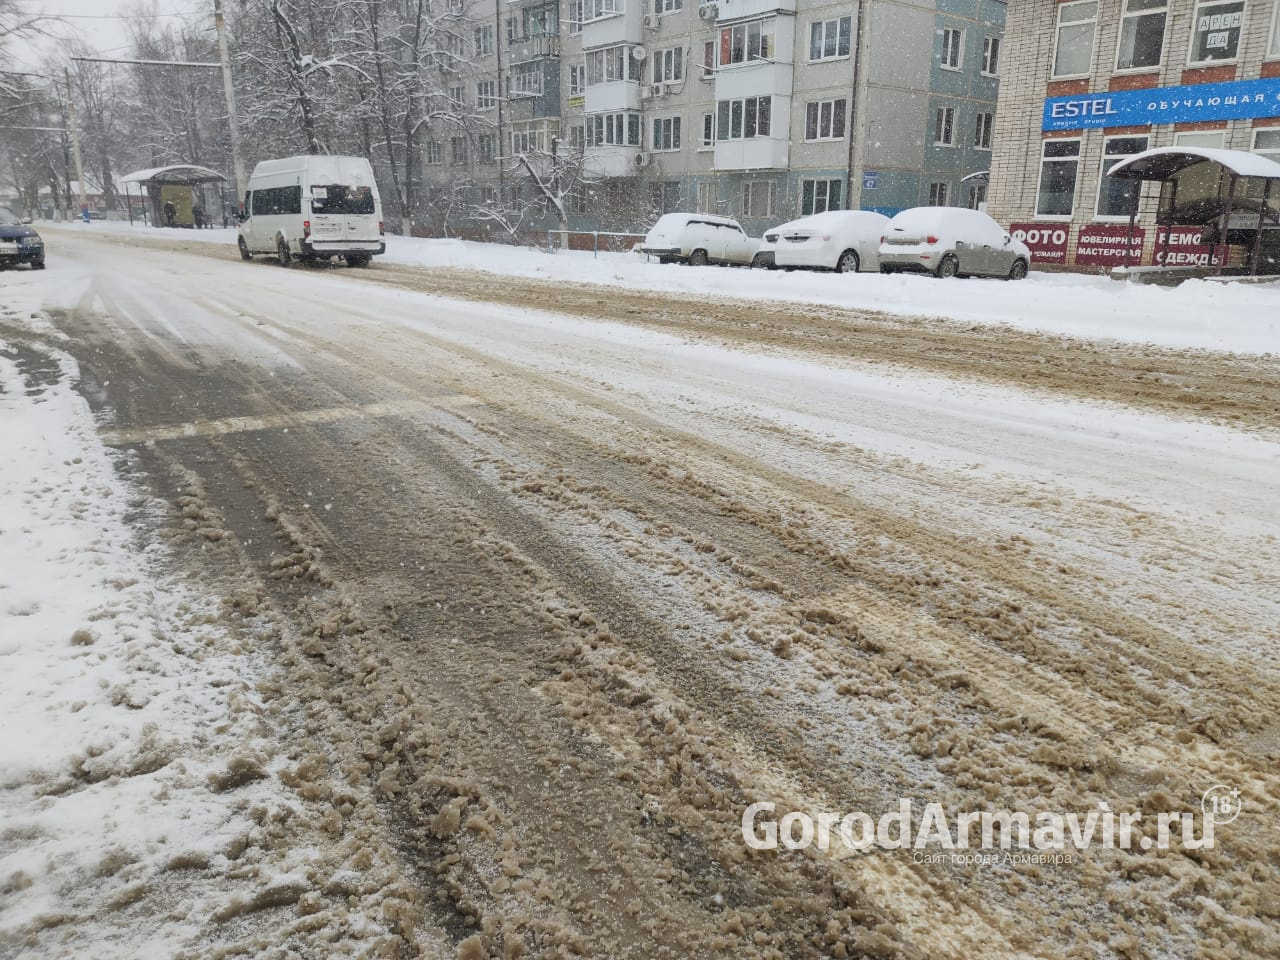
[878,207,1031,279]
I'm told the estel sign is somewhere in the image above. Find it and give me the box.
[1043,77,1280,131]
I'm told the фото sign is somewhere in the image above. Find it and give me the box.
[1154,225,1226,268]
[1010,223,1069,265]
[1075,224,1146,267]
[1043,77,1280,131]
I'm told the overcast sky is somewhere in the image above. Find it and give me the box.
[16,1,198,68]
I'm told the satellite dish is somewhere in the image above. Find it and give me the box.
[631,45,648,61]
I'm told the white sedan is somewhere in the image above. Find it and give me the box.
[878,207,1032,279]
[757,210,889,273]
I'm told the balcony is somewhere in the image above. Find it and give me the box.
[585,144,643,177]
[713,59,793,101]
[714,136,789,171]
[584,80,642,113]
[710,0,796,20]
[581,7,641,49]
[508,33,561,59]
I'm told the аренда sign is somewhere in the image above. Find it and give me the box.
[1043,77,1280,132]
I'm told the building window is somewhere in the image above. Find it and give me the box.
[569,124,585,151]
[703,41,715,78]
[509,62,544,97]
[1053,1,1096,78]
[1037,139,1080,217]
[506,17,519,44]
[981,36,1000,76]
[701,112,714,148]
[804,99,847,141]
[652,115,681,151]
[1254,129,1280,163]
[934,106,955,146]
[1188,0,1245,64]
[716,97,771,140]
[587,45,642,84]
[652,46,683,83]
[477,134,496,162]
[523,5,558,38]
[569,64,585,96]
[967,182,988,210]
[585,112,642,147]
[1273,2,1280,55]
[697,181,717,213]
[474,25,494,57]
[1174,129,1226,149]
[801,179,842,215]
[974,112,993,150]
[584,0,622,21]
[655,0,683,12]
[451,137,468,165]
[1116,0,1166,70]
[742,181,773,219]
[940,28,964,70]
[1097,135,1149,218]
[719,17,775,66]
[512,121,557,154]
[448,85,464,108]
[809,17,852,61]
[568,0,583,34]
[477,80,496,109]
[928,182,949,206]
[426,141,443,165]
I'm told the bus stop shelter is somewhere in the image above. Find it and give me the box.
[1108,146,1280,277]
[119,164,229,228]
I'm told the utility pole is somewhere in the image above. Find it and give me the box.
[847,0,874,212]
[214,0,247,211]
[64,68,88,222]
[494,0,505,200]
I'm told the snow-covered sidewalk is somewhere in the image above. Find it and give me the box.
[0,276,291,956]
[43,218,1280,356]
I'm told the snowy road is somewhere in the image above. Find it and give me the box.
[4,227,1279,959]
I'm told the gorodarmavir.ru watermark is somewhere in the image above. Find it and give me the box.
[741,787,1240,861]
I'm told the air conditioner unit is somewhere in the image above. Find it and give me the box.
[697,3,718,21]
[642,13,660,29]
[634,152,651,168]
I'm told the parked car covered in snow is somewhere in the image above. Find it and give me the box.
[762,210,889,273]
[878,207,1030,279]
[238,155,385,267]
[640,213,757,267]
[0,207,44,270]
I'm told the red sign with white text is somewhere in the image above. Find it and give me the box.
[1010,223,1069,265]
[1075,223,1145,267]
[1153,225,1226,268]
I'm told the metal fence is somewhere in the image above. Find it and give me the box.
[545,230,647,257]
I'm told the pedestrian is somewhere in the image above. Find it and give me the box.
[164,199,176,228]
[192,200,205,230]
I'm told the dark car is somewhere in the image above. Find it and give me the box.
[0,207,45,270]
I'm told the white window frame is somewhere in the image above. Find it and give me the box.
[934,105,956,146]
[450,136,468,165]
[587,45,642,85]
[741,180,773,219]
[1174,129,1227,149]
[928,182,949,207]
[651,115,681,152]
[448,85,465,108]
[718,16,776,68]
[476,134,497,163]
[1187,0,1247,66]
[474,25,494,57]
[585,112,642,147]
[1253,127,1280,162]
[804,99,847,141]
[974,111,993,150]
[967,182,988,210]
[655,0,683,13]
[652,46,683,83]
[715,96,772,141]
[1052,1,1097,80]
[568,0,584,35]
[809,17,852,63]
[700,112,714,150]
[1036,137,1081,220]
[584,0,622,22]
[697,181,717,213]
[509,62,544,97]
[1095,134,1150,220]
[425,140,443,165]
[569,64,586,96]
[477,80,497,110]
[981,36,1000,76]
[800,178,842,215]
[1114,0,1167,72]
[940,27,964,71]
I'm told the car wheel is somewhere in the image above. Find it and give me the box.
[688,249,708,267]
[277,238,292,266]
[1008,258,1028,281]
[835,249,860,274]
[238,236,252,261]
[936,255,959,279]
[751,253,769,269]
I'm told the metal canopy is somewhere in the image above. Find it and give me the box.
[120,164,228,186]
[1108,146,1280,182]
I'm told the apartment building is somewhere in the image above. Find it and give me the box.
[987,0,1280,269]
[420,0,1006,238]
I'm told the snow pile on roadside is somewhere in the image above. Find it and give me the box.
[41,219,1280,355]
[0,293,288,955]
